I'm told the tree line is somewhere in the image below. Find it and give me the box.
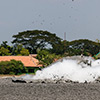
[0,30,100,67]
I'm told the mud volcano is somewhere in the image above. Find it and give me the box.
[12,56,100,83]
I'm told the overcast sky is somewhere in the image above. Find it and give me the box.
[0,0,100,44]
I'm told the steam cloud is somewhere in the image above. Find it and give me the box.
[22,56,100,83]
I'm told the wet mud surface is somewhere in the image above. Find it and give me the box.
[0,78,100,100]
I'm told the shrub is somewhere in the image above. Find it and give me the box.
[0,60,28,75]
[37,50,60,67]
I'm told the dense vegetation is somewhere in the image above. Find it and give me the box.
[11,30,100,57]
[0,41,29,56]
[1,30,99,58]
[65,39,100,56]
[12,30,62,54]
[36,50,61,67]
[0,60,28,75]
[0,29,100,73]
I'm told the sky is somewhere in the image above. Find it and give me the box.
[0,0,100,45]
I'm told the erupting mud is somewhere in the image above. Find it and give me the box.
[12,56,100,83]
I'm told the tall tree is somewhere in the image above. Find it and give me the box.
[12,30,62,53]
[67,39,100,56]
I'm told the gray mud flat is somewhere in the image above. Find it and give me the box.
[0,78,100,100]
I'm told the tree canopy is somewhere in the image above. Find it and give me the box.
[66,39,100,56]
[0,30,100,60]
[12,30,62,53]
[0,41,29,56]
[1,30,100,71]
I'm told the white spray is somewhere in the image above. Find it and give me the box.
[22,56,100,83]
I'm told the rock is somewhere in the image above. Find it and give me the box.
[12,77,27,83]
[95,77,100,83]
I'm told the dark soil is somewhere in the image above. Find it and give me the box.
[0,78,100,100]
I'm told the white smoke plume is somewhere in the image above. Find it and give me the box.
[21,56,100,83]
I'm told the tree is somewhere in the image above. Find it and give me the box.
[12,30,62,54]
[0,41,13,54]
[37,50,60,67]
[20,48,29,56]
[66,39,100,56]
[1,41,8,48]
[12,44,29,56]
[50,40,69,55]
[0,47,11,56]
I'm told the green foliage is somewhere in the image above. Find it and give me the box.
[0,47,11,56]
[37,50,60,67]
[12,44,29,56]
[50,40,69,55]
[20,48,29,56]
[0,60,28,75]
[65,39,100,56]
[93,55,98,60]
[0,41,13,54]
[1,30,100,67]
[12,30,62,54]
[49,39,100,57]
[0,41,12,56]
[0,41,29,56]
